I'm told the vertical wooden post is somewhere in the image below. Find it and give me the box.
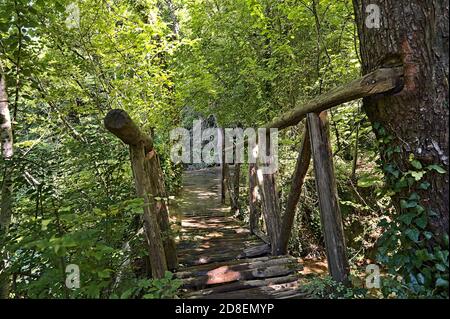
[248,163,260,233]
[230,162,241,214]
[256,134,282,255]
[307,112,349,283]
[144,151,178,270]
[130,143,167,279]
[220,128,226,205]
[104,109,175,278]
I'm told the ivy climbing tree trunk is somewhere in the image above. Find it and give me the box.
[353,0,449,240]
[0,70,13,298]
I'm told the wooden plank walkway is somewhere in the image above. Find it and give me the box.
[173,168,306,299]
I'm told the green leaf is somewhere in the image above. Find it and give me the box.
[405,228,420,242]
[418,182,430,190]
[410,160,422,170]
[415,215,427,229]
[400,200,417,209]
[410,171,424,181]
[427,164,446,174]
[98,269,112,279]
[435,278,449,288]
[398,213,415,225]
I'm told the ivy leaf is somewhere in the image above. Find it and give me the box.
[410,171,424,181]
[418,182,430,190]
[400,199,417,209]
[410,160,422,170]
[415,215,427,229]
[427,164,446,174]
[405,228,420,242]
[435,278,449,288]
[423,231,433,240]
[398,213,415,225]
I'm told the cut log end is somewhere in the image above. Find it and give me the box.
[104,109,153,150]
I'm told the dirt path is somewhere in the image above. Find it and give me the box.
[172,167,306,299]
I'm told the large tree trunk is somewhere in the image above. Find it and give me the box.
[353,1,449,240]
[0,71,13,298]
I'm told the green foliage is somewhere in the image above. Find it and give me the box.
[373,123,449,298]
[301,276,367,299]
[112,272,182,299]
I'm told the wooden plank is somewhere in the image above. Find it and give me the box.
[176,256,298,279]
[181,263,300,290]
[185,274,299,298]
[237,244,270,259]
[265,67,403,129]
[307,112,349,284]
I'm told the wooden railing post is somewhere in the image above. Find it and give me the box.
[248,163,260,233]
[104,109,178,277]
[307,111,349,284]
[130,143,167,278]
[256,133,283,255]
[144,151,178,270]
[219,128,227,205]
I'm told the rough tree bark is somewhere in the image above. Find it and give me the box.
[353,1,449,240]
[220,128,226,205]
[0,71,13,298]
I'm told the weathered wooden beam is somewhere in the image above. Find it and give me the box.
[104,109,178,276]
[279,125,311,253]
[104,109,153,151]
[144,152,178,270]
[248,163,260,234]
[220,128,226,204]
[185,274,299,298]
[130,144,167,278]
[307,112,349,284]
[266,67,403,129]
[257,164,282,256]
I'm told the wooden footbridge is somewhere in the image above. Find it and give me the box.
[103,66,403,298]
[174,168,305,299]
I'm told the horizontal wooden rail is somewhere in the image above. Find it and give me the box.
[265,67,403,129]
